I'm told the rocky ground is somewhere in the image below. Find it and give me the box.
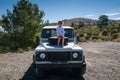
[0,42,120,80]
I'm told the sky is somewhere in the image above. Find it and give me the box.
[0,0,120,23]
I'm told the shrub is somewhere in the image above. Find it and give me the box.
[0,46,9,53]
[79,38,87,42]
[92,31,99,36]
[25,47,32,51]
[85,35,91,40]
[92,35,99,39]
[101,36,111,41]
[112,33,119,39]
[102,29,108,36]
[118,24,120,31]
[110,26,118,30]
[0,34,10,47]
[115,38,120,42]
[87,31,92,35]
[110,29,118,34]
[18,48,24,53]
[79,33,84,37]
[96,39,103,42]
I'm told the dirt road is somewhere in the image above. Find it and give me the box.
[80,42,120,80]
[0,42,120,80]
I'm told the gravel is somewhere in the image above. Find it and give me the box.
[0,42,120,80]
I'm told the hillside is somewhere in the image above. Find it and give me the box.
[62,18,97,26]
[50,18,120,26]
[50,18,97,26]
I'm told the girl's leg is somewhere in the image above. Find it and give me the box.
[58,37,61,46]
[62,37,64,46]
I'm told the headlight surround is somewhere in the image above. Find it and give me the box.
[35,52,47,61]
[73,52,79,58]
[72,51,82,61]
[40,53,46,59]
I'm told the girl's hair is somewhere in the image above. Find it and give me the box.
[58,21,63,24]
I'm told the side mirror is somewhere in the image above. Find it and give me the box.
[74,36,79,44]
[74,36,77,44]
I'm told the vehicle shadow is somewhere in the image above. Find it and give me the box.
[20,63,85,80]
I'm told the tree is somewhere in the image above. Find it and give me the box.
[71,22,75,27]
[78,21,84,29]
[44,20,49,26]
[97,15,109,28]
[0,0,45,51]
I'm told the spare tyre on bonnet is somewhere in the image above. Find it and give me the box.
[48,37,68,45]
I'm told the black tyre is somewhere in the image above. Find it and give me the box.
[34,67,44,78]
[72,57,87,76]
[48,36,68,45]
[72,67,86,76]
[72,68,82,76]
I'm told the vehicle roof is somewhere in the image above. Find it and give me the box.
[43,26,73,29]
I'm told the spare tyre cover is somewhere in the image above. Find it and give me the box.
[48,37,68,45]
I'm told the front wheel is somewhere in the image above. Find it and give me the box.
[34,66,44,78]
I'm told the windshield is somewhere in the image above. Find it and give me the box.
[41,29,74,38]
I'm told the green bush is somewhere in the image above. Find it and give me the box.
[92,35,99,39]
[110,26,118,30]
[118,24,120,31]
[78,23,120,42]
[18,48,24,53]
[79,38,87,42]
[92,31,99,36]
[115,38,120,42]
[112,33,119,39]
[0,34,10,47]
[96,39,103,42]
[110,29,118,34]
[102,29,108,36]
[87,31,92,35]
[85,35,91,40]
[79,33,84,37]
[0,46,9,53]
[101,36,111,41]
[25,47,32,51]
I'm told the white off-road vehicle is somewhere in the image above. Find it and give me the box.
[33,26,86,77]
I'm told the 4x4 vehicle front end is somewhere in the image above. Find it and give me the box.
[33,26,86,77]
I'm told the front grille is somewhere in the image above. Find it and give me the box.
[47,52,71,62]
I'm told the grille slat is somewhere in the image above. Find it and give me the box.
[47,52,70,62]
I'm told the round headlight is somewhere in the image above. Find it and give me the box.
[40,53,46,59]
[73,53,78,58]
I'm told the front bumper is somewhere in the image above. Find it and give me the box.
[35,61,86,68]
